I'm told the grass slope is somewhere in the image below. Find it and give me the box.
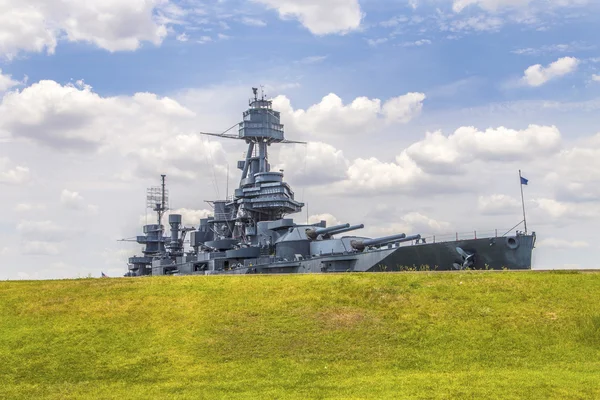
[1,272,600,399]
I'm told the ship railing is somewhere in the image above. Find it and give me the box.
[414,227,526,245]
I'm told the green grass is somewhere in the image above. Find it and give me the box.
[1,271,599,399]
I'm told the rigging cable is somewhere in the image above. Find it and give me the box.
[200,134,219,198]
[302,141,308,223]
[200,122,239,199]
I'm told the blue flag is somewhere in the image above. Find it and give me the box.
[520,176,528,185]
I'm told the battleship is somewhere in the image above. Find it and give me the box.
[123,88,535,276]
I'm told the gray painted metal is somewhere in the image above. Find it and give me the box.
[350,233,408,251]
[327,224,365,236]
[124,89,536,277]
[305,223,350,240]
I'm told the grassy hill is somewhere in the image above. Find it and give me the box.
[1,271,599,399]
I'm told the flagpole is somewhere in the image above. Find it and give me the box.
[519,170,528,234]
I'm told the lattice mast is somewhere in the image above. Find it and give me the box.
[147,174,169,233]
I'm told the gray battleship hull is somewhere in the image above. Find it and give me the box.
[161,234,535,276]
[372,235,534,272]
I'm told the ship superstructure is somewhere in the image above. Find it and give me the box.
[123,89,535,276]
[199,87,304,246]
[124,175,170,277]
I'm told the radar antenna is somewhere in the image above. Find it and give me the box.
[147,174,169,228]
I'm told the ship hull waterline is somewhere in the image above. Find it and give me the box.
[190,234,535,275]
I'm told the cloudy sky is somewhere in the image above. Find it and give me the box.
[1,0,599,279]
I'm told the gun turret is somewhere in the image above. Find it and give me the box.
[327,224,365,237]
[305,223,350,240]
[351,233,415,251]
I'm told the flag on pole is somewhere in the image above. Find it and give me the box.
[101,272,108,278]
[519,170,528,234]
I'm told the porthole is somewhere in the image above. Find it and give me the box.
[506,236,519,249]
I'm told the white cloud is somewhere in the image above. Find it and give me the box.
[131,134,227,181]
[16,220,80,241]
[0,157,30,184]
[0,5,57,59]
[22,241,61,256]
[273,92,425,138]
[453,0,532,12]
[370,212,452,236]
[16,221,82,257]
[512,42,595,56]
[402,212,452,233]
[241,17,267,27]
[446,15,504,32]
[308,213,342,227]
[592,74,600,82]
[401,39,432,47]
[522,57,580,87]
[254,0,363,35]
[0,70,20,92]
[543,133,600,202]
[15,203,46,212]
[478,194,521,215]
[380,16,409,28]
[340,153,431,195]
[404,125,561,174]
[60,189,98,213]
[297,55,328,65]
[277,142,349,185]
[382,93,427,123]
[327,124,561,196]
[99,248,136,268]
[533,198,600,220]
[155,3,188,25]
[198,36,213,44]
[0,79,195,151]
[0,0,168,59]
[452,0,586,13]
[176,33,189,42]
[381,1,589,38]
[367,38,389,47]
[60,189,85,208]
[537,238,589,249]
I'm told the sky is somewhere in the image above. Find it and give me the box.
[1,0,599,279]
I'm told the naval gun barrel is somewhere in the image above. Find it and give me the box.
[305,223,350,240]
[327,224,365,236]
[351,233,410,251]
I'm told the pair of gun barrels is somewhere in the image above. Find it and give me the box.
[305,223,420,251]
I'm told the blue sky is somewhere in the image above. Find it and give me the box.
[4,0,599,105]
[0,0,599,278]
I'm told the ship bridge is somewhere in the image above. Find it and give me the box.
[239,94,285,143]
[200,88,305,236]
